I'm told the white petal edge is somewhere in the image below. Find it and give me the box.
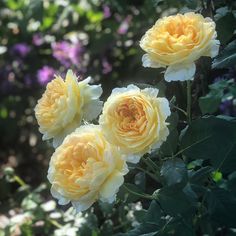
[143,87,159,98]
[142,54,162,68]
[124,153,142,164]
[99,171,124,202]
[210,40,220,58]
[164,63,196,82]
[71,191,97,212]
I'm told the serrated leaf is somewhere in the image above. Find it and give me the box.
[207,188,236,227]
[160,158,188,188]
[180,116,236,173]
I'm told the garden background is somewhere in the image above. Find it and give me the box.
[1,0,236,235]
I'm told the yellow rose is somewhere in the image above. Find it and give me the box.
[140,12,220,82]
[99,85,170,163]
[35,70,103,147]
[47,124,128,212]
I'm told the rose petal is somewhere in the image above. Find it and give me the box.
[142,54,162,68]
[164,63,196,82]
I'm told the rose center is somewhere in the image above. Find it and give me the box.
[116,97,146,132]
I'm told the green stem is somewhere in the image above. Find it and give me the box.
[186,80,192,124]
[48,218,63,228]
[136,167,160,182]
[172,104,187,117]
[123,185,154,200]
[14,175,27,187]
[142,157,156,173]
[146,156,160,171]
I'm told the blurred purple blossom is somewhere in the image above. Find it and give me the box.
[214,68,236,83]
[102,57,112,74]
[32,33,44,46]
[24,74,35,87]
[117,16,132,35]
[103,5,111,19]
[219,99,236,116]
[0,66,14,94]
[51,41,84,68]
[37,66,55,86]
[11,43,30,58]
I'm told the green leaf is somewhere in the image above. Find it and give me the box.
[212,40,236,68]
[215,12,236,45]
[160,158,188,188]
[199,92,222,114]
[207,188,236,227]
[227,171,236,196]
[134,172,146,191]
[180,116,236,173]
[199,80,228,114]
[189,166,213,184]
[157,187,194,216]
[166,111,179,131]
[116,223,159,236]
[145,201,161,225]
[159,129,178,156]
[26,0,43,22]
[116,201,162,236]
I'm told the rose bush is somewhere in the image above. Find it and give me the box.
[1,1,236,235]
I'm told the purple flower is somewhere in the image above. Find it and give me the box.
[103,5,111,19]
[219,99,236,116]
[117,16,132,35]
[24,74,35,87]
[32,33,44,46]
[69,42,84,65]
[51,41,84,68]
[11,43,30,58]
[102,57,112,74]
[37,66,55,85]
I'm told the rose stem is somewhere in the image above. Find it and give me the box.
[186,80,192,124]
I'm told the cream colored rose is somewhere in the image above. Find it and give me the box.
[140,12,220,82]
[99,85,170,163]
[47,125,128,212]
[35,70,103,147]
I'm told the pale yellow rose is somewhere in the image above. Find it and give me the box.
[35,70,103,147]
[99,85,170,163]
[140,12,220,82]
[47,124,128,212]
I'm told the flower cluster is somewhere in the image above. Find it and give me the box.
[35,12,219,212]
[35,71,170,211]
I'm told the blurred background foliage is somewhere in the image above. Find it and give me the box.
[1,0,236,235]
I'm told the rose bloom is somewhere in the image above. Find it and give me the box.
[35,70,103,147]
[47,125,128,212]
[99,85,170,163]
[140,12,220,82]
